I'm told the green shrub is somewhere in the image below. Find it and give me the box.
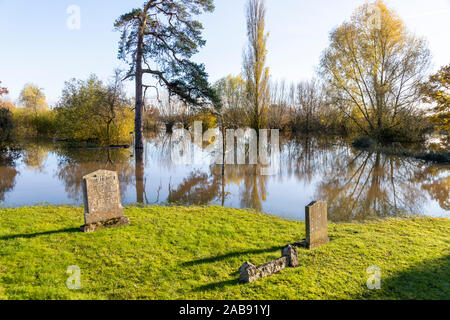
[54,75,134,146]
[11,108,58,138]
[0,108,14,142]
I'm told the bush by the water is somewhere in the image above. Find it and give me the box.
[7,75,134,146]
[0,108,14,142]
[12,108,58,138]
[54,75,134,146]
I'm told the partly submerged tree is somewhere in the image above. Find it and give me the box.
[115,0,218,149]
[19,84,49,116]
[55,75,134,145]
[420,64,450,137]
[320,0,431,142]
[243,0,270,131]
[97,70,134,145]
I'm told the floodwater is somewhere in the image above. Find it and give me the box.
[0,133,448,222]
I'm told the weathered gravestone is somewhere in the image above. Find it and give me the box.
[81,170,130,233]
[305,201,329,249]
[239,245,298,283]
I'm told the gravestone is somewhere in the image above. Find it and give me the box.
[305,201,329,249]
[239,245,298,283]
[81,170,130,233]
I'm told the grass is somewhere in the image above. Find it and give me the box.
[0,206,449,300]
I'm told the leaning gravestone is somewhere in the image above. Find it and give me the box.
[81,170,130,233]
[305,201,329,249]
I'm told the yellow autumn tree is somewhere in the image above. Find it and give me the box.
[214,75,247,128]
[320,0,431,142]
[243,0,270,131]
[19,84,49,116]
[420,64,450,138]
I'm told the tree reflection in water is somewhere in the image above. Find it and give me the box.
[314,149,443,221]
[146,135,448,220]
[167,164,269,211]
[135,148,145,204]
[56,147,134,202]
[222,164,268,212]
[282,136,339,184]
[0,135,447,222]
[0,146,20,201]
[273,136,450,221]
[21,141,50,172]
[415,165,449,211]
[168,170,221,205]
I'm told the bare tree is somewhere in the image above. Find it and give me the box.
[268,79,290,129]
[295,79,323,132]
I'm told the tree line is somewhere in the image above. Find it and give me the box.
[211,0,448,144]
[1,0,448,148]
[0,72,134,146]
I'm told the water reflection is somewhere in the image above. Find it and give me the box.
[0,146,20,201]
[316,151,428,221]
[22,141,50,172]
[168,170,221,205]
[135,148,146,204]
[416,166,449,211]
[0,135,448,222]
[221,165,268,212]
[55,147,134,202]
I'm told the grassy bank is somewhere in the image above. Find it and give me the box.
[0,206,448,300]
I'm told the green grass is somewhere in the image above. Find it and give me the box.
[0,206,449,300]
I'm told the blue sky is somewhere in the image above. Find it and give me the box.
[1,0,449,105]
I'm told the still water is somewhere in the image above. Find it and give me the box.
[0,133,448,222]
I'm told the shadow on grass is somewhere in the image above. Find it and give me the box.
[360,254,450,300]
[0,228,80,241]
[194,279,241,292]
[181,246,281,267]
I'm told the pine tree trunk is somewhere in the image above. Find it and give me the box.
[134,27,145,150]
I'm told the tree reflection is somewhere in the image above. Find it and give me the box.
[1,135,447,221]
[211,164,268,212]
[314,149,440,221]
[282,135,343,183]
[56,147,134,201]
[414,165,450,211]
[237,165,267,212]
[168,170,220,205]
[135,148,145,204]
[0,146,20,201]
[22,143,49,172]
